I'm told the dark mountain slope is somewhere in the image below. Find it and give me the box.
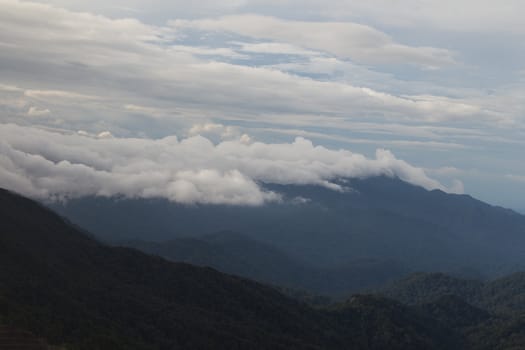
[0,324,48,350]
[479,272,525,314]
[124,231,406,296]
[332,295,462,350]
[374,273,525,350]
[417,295,491,329]
[123,231,309,288]
[50,176,525,285]
[0,188,330,349]
[379,272,525,317]
[377,272,525,350]
[379,273,484,306]
[0,188,461,349]
[347,177,525,242]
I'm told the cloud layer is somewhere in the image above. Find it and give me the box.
[0,1,524,208]
[171,15,456,68]
[0,124,461,205]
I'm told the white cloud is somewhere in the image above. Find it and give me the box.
[168,45,248,59]
[0,83,23,93]
[235,42,320,56]
[97,131,114,139]
[24,89,100,101]
[324,1,525,34]
[171,15,456,68]
[0,1,523,207]
[26,0,249,20]
[0,1,510,136]
[32,0,525,35]
[188,123,240,140]
[252,127,468,150]
[27,106,51,117]
[0,123,462,205]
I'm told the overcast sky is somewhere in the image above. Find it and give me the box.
[0,0,524,208]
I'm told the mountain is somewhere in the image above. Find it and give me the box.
[122,231,310,288]
[0,324,48,350]
[379,273,483,306]
[0,187,464,349]
[50,176,525,295]
[379,272,525,316]
[6,187,525,348]
[124,231,406,296]
[377,272,525,350]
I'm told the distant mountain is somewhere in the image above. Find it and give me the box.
[0,187,463,349]
[50,176,525,294]
[124,231,407,296]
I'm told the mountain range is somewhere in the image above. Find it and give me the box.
[50,176,525,296]
[3,186,525,349]
[123,231,406,296]
[0,187,459,349]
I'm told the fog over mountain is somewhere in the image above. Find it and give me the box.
[1,1,525,348]
[0,123,462,205]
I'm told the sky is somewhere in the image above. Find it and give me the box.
[0,0,524,208]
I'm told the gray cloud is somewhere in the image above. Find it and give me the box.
[28,0,525,35]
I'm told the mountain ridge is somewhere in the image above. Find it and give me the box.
[4,187,525,348]
[0,186,461,349]
[123,231,407,296]
[49,176,525,295]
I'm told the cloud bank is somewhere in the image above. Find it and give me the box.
[0,0,524,208]
[0,124,461,205]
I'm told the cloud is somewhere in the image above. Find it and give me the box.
[97,131,114,139]
[0,123,462,205]
[321,1,525,34]
[188,123,240,140]
[171,15,456,68]
[24,0,525,37]
[449,179,465,194]
[505,174,525,183]
[26,0,249,20]
[0,0,523,208]
[0,0,509,137]
[27,106,51,117]
[235,42,320,56]
[426,166,465,177]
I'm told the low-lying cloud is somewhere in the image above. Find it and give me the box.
[0,123,462,205]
